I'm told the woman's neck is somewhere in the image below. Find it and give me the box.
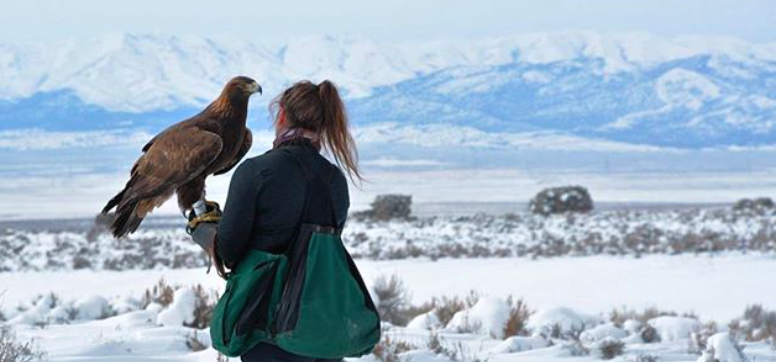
[273,127,321,150]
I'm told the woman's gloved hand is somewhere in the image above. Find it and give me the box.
[186,200,222,251]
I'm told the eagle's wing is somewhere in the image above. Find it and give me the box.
[213,128,252,176]
[104,126,223,237]
[125,127,224,203]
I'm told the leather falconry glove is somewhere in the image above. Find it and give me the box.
[186,200,221,252]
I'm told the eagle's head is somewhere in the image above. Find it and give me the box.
[222,76,262,101]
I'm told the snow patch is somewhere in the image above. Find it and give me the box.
[489,336,550,354]
[580,323,628,343]
[527,307,600,336]
[697,332,744,362]
[156,288,196,326]
[648,316,701,341]
[656,68,721,110]
[445,297,511,339]
[407,311,441,330]
[75,295,112,320]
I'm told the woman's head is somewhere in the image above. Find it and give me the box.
[271,80,362,181]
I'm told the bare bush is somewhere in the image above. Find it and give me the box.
[690,322,718,354]
[184,285,216,329]
[140,278,175,309]
[355,195,413,221]
[373,275,411,326]
[562,339,590,357]
[426,331,445,355]
[641,324,660,344]
[609,307,680,325]
[432,291,480,327]
[597,338,625,360]
[184,331,207,352]
[426,332,487,362]
[733,197,774,214]
[529,186,593,216]
[373,336,414,362]
[729,304,776,343]
[555,325,589,356]
[503,296,531,338]
[0,324,44,362]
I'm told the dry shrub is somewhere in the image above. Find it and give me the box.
[609,307,681,325]
[185,285,216,329]
[0,324,44,362]
[140,278,175,309]
[690,321,718,354]
[729,304,776,343]
[184,331,207,352]
[355,194,413,221]
[503,296,531,338]
[432,291,480,327]
[562,338,590,357]
[426,331,444,355]
[426,332,485,362]
[373,275,411,326]
[641,324,660,343]
[402,302,435,325]
[529,186,593,215]
[597,338,625,360]
[373,336,414,362]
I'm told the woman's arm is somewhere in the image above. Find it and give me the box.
[216,161,263,269]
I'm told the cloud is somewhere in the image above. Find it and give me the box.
[0,129,153,150]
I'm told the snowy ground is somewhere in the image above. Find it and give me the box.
[1,255,775,361]
[3,206,776,271]
[2,254,774,322]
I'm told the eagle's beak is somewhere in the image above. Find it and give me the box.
[252,82,262,95]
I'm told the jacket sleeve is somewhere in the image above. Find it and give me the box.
[216,161,263,269]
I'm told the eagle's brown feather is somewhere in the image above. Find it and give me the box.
[102,76,260,238]
[214,129,252,176]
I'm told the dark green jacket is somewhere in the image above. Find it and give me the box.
[217,140,349,267]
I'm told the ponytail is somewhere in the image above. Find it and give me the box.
[317,80,362,183]
[272,80,363,183]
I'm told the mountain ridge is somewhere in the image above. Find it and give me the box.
[1,32,775,148]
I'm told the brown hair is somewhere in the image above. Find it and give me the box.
[271,80,362,182]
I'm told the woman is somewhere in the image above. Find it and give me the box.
[188,80,376,362]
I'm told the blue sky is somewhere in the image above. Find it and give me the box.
[0,0,774,43]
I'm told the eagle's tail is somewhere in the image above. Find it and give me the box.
[102,189,125,215]
[103,168,176,238]
[102,175,148,238]
[111,200,145,238]
[102,187,142,238]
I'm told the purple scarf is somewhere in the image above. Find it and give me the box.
[272,127,322,151]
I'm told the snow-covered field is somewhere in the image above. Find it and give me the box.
[1,199,775,362]
[2,254,776,321]
[3,206,776,271]
[1,255,775,361]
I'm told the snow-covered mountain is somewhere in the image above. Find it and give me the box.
[1,32,775,148]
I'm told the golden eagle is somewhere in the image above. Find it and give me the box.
[102,76,262,238]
